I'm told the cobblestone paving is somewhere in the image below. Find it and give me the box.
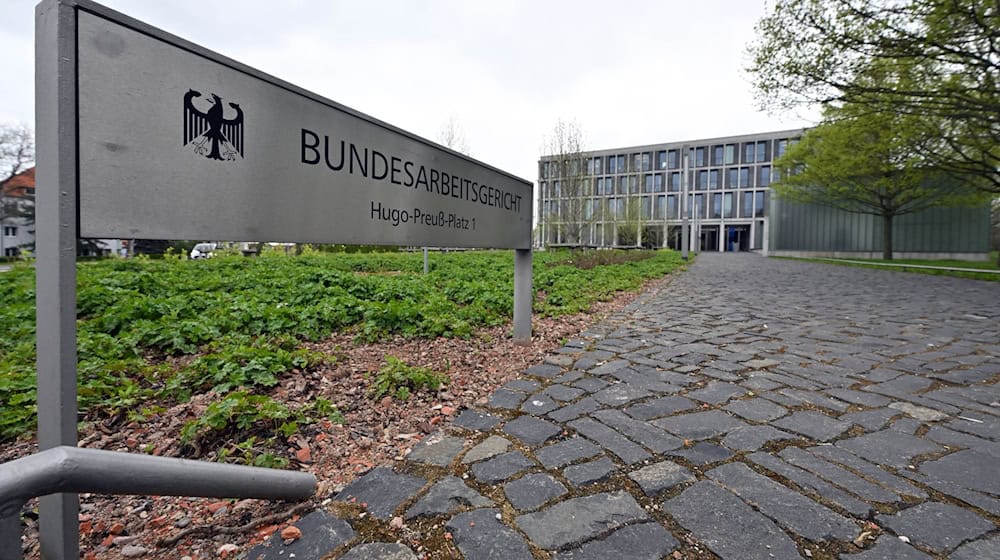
[252,254,1000,559]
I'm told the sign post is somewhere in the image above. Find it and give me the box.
[32,1,534,556]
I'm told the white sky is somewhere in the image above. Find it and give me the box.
[0,0,816,187]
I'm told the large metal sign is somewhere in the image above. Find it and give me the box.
[76,7,532,248]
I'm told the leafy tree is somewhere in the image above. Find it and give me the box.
[773,104,986,259]
[747,0,999,193]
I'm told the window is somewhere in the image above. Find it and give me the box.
[667,150,679,169]
[755,191,767,217]
[657,151,667,169]
[553,181,561,197]
[695,147,706,167]
[709,170,720,190]
[696,170,708,190]
[642,153,652,171]
[584,199,594,220]
[617,155,625,173]
[4,247,17,257]
[694,194,705,219]
[710,193,722,218]
[643,174,654,193]
[740,167,752,188]
[666,195,678,219]
[595,177,604,195]
[593,156,603,175]
[616,198,626,220]
[632,153,642,172]
[724,192,734,218]
[607,198,616,220]
[712,145,723,166]
[775,139,788,159]
[540,181,548,197]
[607,156,617,174]
[629,175,640,194]
[586,159,594,175]
[655,195,666,219]
[743,142,755,163]
[654,173,664,192]
[641,197,652,220]
[756,141,768,162]
[759,165,771,187]
[594,199,604,220]
[669,172,681,192]
[725,144,736,165]
[741,192,753,218]
[726,168,737,188]
[543,201,551,218]
[618,176,628,195]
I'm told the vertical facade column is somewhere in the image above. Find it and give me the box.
[513,249,532,344]
[680,149,689,260]
[35,1,80,558]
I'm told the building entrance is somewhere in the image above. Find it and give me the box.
[725,224,751,251]
[700,226,719,252]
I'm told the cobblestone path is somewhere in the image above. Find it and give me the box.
[252,253,1000,560]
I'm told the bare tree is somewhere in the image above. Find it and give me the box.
[437,117,471,156]
[540,119,591,248]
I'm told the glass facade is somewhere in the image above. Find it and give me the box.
[538,130,796,249]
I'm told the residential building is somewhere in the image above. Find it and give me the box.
[1,167,35,258]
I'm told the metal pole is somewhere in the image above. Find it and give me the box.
[423,247,429,274]
[513,248,532,345]
[680,150,689,260]
[0,512,20,559]
[35,2,79,558]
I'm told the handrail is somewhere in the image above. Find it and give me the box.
[812,257,1000,275]
[0,446,316,558]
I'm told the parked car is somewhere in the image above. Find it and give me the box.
[189,243,217,259]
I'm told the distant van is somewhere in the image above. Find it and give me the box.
[189,243,217,259]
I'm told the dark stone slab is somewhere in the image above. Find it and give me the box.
[563,457,617,488]
[446,508,533,560]
[589,359,633,376]
[773,411,852,442]
[723,398,789,422]
[687,382,747,404]
[664,481,800,560]
[807,445,927,499]
[552,523,679,560]
[553,370,585,384]
[778,388,851,412]
[840,408,897,432]
[779,447,900,503]
[536,437,603,469]
[748,452,871,517]
[707,462,858,541]
[673,441,733,465]
[503,416,562,447]
[339,543,418,560]
[504,473,567,511]
[825,388,892,408]
[520,393,560,415]
[572,377,610,393]
[568,417,651,464]
[488,388,526,410]
[652,410,745,440]
[952,536,1000,560]
[516,491,648,550]
[470,451,536,484]
[624,395,697,420]
[722,425,797,451]
[545,384,586,402]
[837,534,933,560]
[335,467,426,520]
[837,429,942,468]
[502,379,542,393]
[406,434,465,467]
[547,396,601,423]
[405,476,493,519]
[462,435,511,464]
[452,409,502,432]
[591,409,683,453]
[248,510,355,560]
[920,449,1000,496]
[628,460,695,496]
[876,501,994,552]
[593,383,652,406]
[525,363,563,379]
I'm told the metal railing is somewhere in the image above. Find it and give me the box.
[0,446,316,559]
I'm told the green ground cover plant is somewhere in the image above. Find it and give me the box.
[0,249,684,458]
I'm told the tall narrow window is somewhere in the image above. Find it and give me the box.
[775,139,788,159]
[607,156,616,174]
[724,144,736,165]
[740,167,752,188]
[667,195,678,219]
[695,147,706,167]
[618,176,628,195]
[741,192,753,218]
[667,150,679,169]
[553,181,561,197]
[756,141,768,162]
[644,174,654,193]
[617,155,625,173]
[697,170,708,190]
[641,197,652,220]
[754,191,767,217]
[669,172,681,191]
[594,156,603,174]
[710,193,722,218]
[759,165,771,187]
[726,168,737,188]
[744,143,755,163]
[654,173,664,192]
[712,145,723,165]
[709,170,720,189]
[657,150,667,169]
[724,192,734,218]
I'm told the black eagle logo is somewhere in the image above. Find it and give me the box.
[183,89,244,160]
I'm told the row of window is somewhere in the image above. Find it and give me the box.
[541,166,776,198]
[540,138,791,178]
[542,191,768,222]
[3,226,18,237]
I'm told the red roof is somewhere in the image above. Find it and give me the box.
[2,167,35,198]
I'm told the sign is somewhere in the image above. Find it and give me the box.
[75,8,532,249]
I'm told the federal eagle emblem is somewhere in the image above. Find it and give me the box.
[183,89,244,161]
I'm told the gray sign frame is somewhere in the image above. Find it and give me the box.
[33,1,533,557]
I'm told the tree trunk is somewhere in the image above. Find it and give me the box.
[882,214,893,261]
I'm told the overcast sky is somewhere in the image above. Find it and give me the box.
[0,0,816,185]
